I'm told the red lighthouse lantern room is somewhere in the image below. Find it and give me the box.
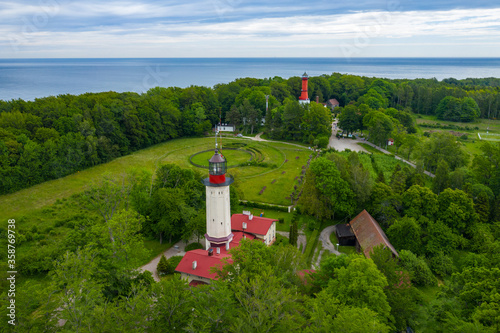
[205,149,232,185]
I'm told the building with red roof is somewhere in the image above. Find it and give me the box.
[175,215,276,285]
[348,210,398,259]
[175,145,277,285]
[231,212,277,246]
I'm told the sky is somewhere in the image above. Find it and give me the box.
[1,0,500,58]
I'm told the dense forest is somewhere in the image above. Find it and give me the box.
[1,73,500,332]
[1,74,500,194]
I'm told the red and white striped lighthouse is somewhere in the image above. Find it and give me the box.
[299,72,310,104]
[201,149,234,250]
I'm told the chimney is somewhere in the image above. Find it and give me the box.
[249,214,253,221]
[226,242,230,251]
[316,96,319,103]
[243,210,251,216]
[242,222,247,230]
[192,261,197,270]
[216,247,220,255]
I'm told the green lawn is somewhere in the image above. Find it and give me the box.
[0,136,310,222]
[190,148,253,167]
[414,115,499,163]
[329,228,358,255]
[142,239,174,265]
[357,143,385,154]
[416,115,499,132]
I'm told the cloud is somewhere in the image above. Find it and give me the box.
[0,1,499,57]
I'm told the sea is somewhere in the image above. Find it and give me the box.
[1,58,500,102]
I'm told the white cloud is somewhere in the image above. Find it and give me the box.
[1,5,500,57]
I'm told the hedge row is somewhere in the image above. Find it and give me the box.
[240,200,289,212]
[304,229,320,265]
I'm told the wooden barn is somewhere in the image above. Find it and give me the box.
[349,210,398,258]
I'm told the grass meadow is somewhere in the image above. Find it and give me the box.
[0,137,310,222]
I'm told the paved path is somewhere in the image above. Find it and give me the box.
[277,230,307,253]
[242,132,310,149]
[332,120,435,178]
[328,120,369,153]
[314,225,341,268]
[139,239,193,282]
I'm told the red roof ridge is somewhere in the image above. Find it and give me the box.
[231,213,277,235]
[349,209,398,258]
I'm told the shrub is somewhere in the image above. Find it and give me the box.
[304,229,319,265]
[278,218,285,224]
[316,136,329,148]
[428,252,455,277]
[157,255,173,276]
[399,250,437,286]
[168,256,183,269]
[273,234,289,246]
[241,201,289,212]
[185,242,204,251]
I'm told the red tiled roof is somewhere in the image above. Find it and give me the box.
[231,214,276,236]
[349,210,398,258]
[297,269,316,278]
[175,249,232,280]
[231,231,256,246]
[189,280,208,287]
[328,98,340,105]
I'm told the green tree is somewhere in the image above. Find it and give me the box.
[289,220,298,247]
[186,281,236,333]
[300,158,355,220]
[438,188,477,235]
[402,184,438,220]
[418,132,469,172]
[230,270,305,332]
[399,250,437,286]
[338,105,361,135]
[433,159,451,194]
[387,216,423,255]
[363,110,394,147]
[331,306,390,333]
[325,255,393,324]
[151,277,194,332]
[226,105,242,130]
[157,254,172,276]
[82,174,130,243]
[50,247,104,331]
[301,102,332,141]
[475,191,491,224]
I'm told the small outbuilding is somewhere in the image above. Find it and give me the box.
[327,98,340,109]
[335,223,356,246]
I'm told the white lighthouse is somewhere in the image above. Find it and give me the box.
[202,149,234,250]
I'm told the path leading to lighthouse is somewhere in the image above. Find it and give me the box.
[139,238,193,282]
